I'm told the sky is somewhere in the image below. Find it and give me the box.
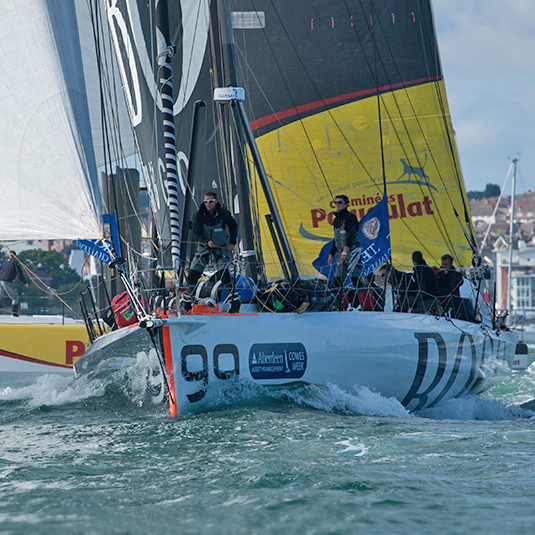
[432,0,535,194]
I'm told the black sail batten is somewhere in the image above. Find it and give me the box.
[179,99,207,283]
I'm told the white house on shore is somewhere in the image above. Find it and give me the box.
[495,246,535,319]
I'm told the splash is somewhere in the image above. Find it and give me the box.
[0,373,106,409]
[3,357,534,420]
[415,394,535,421]
[0,349,166,411]
[277,382,412,417]
[177,378,412,418]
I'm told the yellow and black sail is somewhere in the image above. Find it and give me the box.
[232,0,476,275]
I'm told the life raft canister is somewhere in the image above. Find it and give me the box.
[111,291,138,328]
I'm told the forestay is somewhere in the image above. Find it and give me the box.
[103,0,221,253]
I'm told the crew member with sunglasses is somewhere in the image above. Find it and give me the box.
[188,191,238,297]
[327,195,360,295]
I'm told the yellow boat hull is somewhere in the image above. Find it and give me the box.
[0,322,89,373]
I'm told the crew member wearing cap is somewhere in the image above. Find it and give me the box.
[188,191,238,301]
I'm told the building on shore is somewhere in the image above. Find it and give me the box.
[495,246,535,319]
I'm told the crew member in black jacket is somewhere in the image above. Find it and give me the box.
[437,253,467,319]
[0,250,29,317]
[187,191,238,299]
[327,195,360,291]
[437,254,463,297]
[407,250,440,314]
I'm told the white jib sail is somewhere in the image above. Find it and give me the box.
[0,0,102,241]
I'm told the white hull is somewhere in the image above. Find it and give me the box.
[75,310,516,413]
[0,356,74,375]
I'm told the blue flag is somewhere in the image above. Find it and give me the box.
[74,213,121,265]
[357,192,391,276]
[312,240,335,283]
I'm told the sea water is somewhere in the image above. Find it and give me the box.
[1,360,535,535]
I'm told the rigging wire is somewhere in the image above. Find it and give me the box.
[352,1,455,258]
[359,1,472,261]
[250,0,377,195]
[88,0,161,267]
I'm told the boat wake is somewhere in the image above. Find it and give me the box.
[195,379,535,421]
[3,362,535,421]
[0,351,166,412]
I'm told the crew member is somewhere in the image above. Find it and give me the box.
[0,250,29,317]
[437,254,463,297]
[407,250,440,314]
[327,195,360,304]
[379,263,412,312]
[187,191,238,308]
[438,253,466,318]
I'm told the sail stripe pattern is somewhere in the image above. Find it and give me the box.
[250,76,443,131]
[104,0,220,256]
[156,0,182,272]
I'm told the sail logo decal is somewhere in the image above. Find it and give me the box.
[303,191,436,241]
[385,153,437,191]
[249,343,307,379]
[361,217,380,240]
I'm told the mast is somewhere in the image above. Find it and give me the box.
[507,158,518,312]
[156,0,181,294]
[234,101,299,282]
[179,99,207,283]
[210,0,258,281]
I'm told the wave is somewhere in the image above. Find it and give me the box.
[185,379,412,418]
[0,373,105,408]
[2,360,535,421]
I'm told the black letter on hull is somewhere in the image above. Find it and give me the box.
[213,344,240,379]
[181,345,208,402]
[452,333,477,398]
[402,333,447,410]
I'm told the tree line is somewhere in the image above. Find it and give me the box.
[466,183,501,201]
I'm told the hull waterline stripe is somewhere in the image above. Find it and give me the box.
[0,349,72,369]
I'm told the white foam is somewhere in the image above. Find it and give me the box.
[335,439,369,456]
[0,374,106,408]
[175,376,413,417]
[415,394,532,421]
[282,383,413,417]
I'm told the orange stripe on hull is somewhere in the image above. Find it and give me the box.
[162,325,177,418]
